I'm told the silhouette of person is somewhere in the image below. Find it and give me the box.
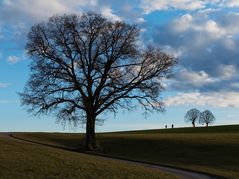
[172,124,174,128]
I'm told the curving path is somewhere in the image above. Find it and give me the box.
[3,133,220,179]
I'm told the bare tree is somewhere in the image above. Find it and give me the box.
[184,108,200,127]
[19,12,176,150]
[199,110,215,127]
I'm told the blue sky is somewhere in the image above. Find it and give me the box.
[0,0,239,132]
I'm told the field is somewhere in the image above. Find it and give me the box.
[0,134,176,178]
[14,125,239,179]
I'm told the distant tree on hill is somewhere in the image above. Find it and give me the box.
[184,108,200,127]
[19,12,176,151]
[199,110,216,127]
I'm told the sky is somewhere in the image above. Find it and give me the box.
[0,0,239,132]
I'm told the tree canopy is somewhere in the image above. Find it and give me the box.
[19,12,176,150]
[184,108,200,127]
[199,110,216,127]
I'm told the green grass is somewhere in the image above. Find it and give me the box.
[0,135,176,178]
[14,125,239,178]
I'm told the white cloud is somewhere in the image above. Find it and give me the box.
[223,0,239,7]
[0,0,98,22]
[1,0,69,21]
[23,0,75,19]
[220,13,239,35]
[140,0,239,14]
[136,17,145,23]
[176,69,217,87]
[152,11,239,92]
[171,14,226,39]
[198,8,220,16]
[7,51,27,64]
[0,82,9,88]
[170,12,239,41]
[204,20,225,38]
[140,0,208,13]
[7,55,21,64]
[218,65,237,80]
[171,14,193,33]
[165,92,239,108]
[161,45,184,58]
[101,7,121,21]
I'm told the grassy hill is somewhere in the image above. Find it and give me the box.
[0,134,176,178]
[14,125,239,178]
[110,124,239,134]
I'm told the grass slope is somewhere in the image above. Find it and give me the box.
[15,125,239,178]
[0,135,176,178]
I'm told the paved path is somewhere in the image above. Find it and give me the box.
[3,133,220,179]
[85,154,216,179]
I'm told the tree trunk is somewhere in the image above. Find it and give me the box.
[86,113,97,151]
[192,121,195,127]
[206,123,209,127]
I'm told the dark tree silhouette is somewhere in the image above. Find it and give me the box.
[19,12,176,150]
[184,108,200,127]
[199,110,215,127]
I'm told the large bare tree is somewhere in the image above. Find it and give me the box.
[20,12,176,150]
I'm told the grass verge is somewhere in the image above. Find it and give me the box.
[0,134,176,178]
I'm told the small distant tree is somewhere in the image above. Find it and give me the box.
[199,110,215,127]
[184,108,200,127]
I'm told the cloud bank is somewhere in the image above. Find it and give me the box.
[151,11,239,95]
[1,0,239,108]
[165,92,239,108]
